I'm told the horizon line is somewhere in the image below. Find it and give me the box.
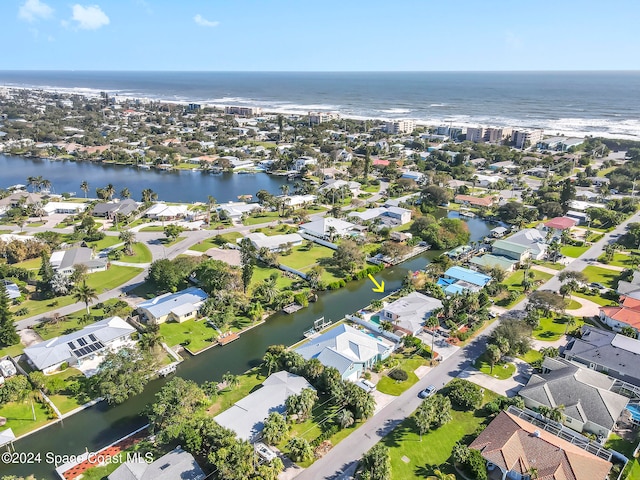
[0,69,639,74]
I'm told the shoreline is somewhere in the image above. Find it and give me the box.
[2,84,639,141]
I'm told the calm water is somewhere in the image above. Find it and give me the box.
[1,71,639,138]
[0,155,288,203]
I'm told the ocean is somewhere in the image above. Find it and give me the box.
[0,70,639,139]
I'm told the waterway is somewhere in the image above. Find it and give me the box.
[0,155,289,204]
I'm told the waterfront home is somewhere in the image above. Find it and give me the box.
[379,292,443,336]
[491,239,532,263]
[502,228,548,260]
[518,357,628,438]
[144,203,189,220]
[0,191,44,215]
[438,266,492,295]
[239,232,303,252]
[490,226,509,238]
[348,205,412,227]
[108,446,205,480]
[218,201,262,222]
[50,247,108,275]
[293,156,317,172]
[23,316,136,374]
[280,194,316,208]
[42,201,87,215]
[564,325,640,387]
[137,287,208,324]
[453,194,496,208]
[214,371,314,442]
[296,324,394,381]
[544,216,577,235]
[470,409,612,480]
[299,217,358,241]
[599,296,640,335]
[92,199,139,219]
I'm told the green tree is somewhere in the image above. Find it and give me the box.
[262,412,288,445]
[72,281,98,315]
[486,344,502,374]
[118,229,136,256]
[0,284,19,347]
[447,378,483,409]
[164,224,184,242]
[414,394,452,440]
[211,438,255,480]
[336,408,355,429]
[286,436,313,463]
[141,188,158,203]
[93,347,156,404]
[222,371,240,390]
[119,187,131,199]
[80,180,89,198]
[332,239,364,274]
[262,352,279,377]
[360,444,391,480]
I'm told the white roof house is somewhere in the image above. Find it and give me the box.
[299,217,357,241]
[379,292,443,336]
[219,202,262,221]
[505,228,548,260]
[348,205,412,227]
[108,446,205,480]
[239,232,303,252]
[42,201,87,215]
[50,247,107,275]
[296,324,394,381]
[145,203,189,219]
[23,316,136,374]
[280,194,317,207]
[137,287,208,324]
[214,371,314,442]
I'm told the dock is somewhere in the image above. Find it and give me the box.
[218,332,240,345]
[283,303,303,314]
[157,364,177,377]
[303,317,332,338]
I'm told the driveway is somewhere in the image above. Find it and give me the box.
[417,331,460,361]
[459,359,532,397]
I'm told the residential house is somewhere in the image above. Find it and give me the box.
[390,231,412,242]
[299,217,357,241]
[214,371,314,442]
[564,325,640,387]
[490,226,509,238]
[295,324,394,381]
[505,228,548,260]
[400,171,425,183]
[470,254,518,273]
[50,247,108,275]
[379,292,443,336]
[42,201,87,215]
[137,287,208,324]
[473,174,502,187]
[0,192,44,215]
[599,296,640,334]
[618,271,640,300]
[544,216,577,234]
[218,201,262,222]
[144,203,189,220]
[23,316,136,374]
[470,409,612,480]
[293,156,317,172]
[491,239,532,263]
[453,194,496,208]
[280,194,316,208]
[518,357,629,438]
[108,446,205,480]
[239,232,303,252]
[92,199,139,219]
[437,266,492,295]
[318,179,362,196]
[348,205,412,227]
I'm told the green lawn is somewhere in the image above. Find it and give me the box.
[243,211,283,225]
[498,269,554,307]
[533,314,584,341]
[277,244,334,271]
[87,235,121,251]
[565,299,582,310]
[519,349,543,365]
[474,353,516,379]
[11,295,77,320]
[376,356,428,396]
[207,367,266,416]
[111,242,152,263]
[47,368,94,414]
[385,390,498,479]
[139,225,166,232]
[249,265,295,292]
[0,400,54,437]
[362,184,380,193]
[85,265,143,293]
[0,343,26,358]
[532,260,565,271]
[582,266,621,289]
[573,291,617,307]
[189,238,221,252]
[159,318,219,352]
[161,235,187,247]
[13,257,42,270]
[601,252,640,268]
[560,245,590,258]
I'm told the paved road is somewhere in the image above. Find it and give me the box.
[296,321,500,480]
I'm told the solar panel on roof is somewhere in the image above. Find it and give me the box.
[67,342,75,349]
[78,338,87,346]
[88,334,97,342]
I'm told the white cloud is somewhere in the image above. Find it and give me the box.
[194,14,219,28]
[71,4,110,30]
[18,0,53,22]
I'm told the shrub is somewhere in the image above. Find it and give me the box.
[388,368,408,381]
[60,362,68,371]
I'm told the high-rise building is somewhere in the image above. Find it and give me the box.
[224,106,262,116]
[513,129,544,149]
[466,126,485,142]
[308,111,339,125]
[484,127,512,143]
[384,119,415,134]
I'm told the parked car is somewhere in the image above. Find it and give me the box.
[418,385,436,399]
[590,282,607,290]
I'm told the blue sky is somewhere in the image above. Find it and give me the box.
[3,0,640,71]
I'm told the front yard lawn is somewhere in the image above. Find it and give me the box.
[111,242,152,263]
[533,314,584,341]
[497,269,554,307]
[519,349,543,365]
[582,266,621,289]
[249,265,295,292]
[85,266,143,293]
[159,318,219,352]
[565,299,582,310]
[87,236,121,251]
[385,389,498,480]
[532,260,565,271]
[206,367,266,416]
[573,291,617,307]
[560,245,590,258]
[376,355,428,396]
[11,295,77,320]
[474,353,516,379]
[243,211,282,225]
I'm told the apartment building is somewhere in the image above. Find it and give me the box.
[308,111,339,124]
[513,128,544,149]
[384,119,415,134]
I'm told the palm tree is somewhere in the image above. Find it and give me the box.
[222,371,240,390]
[263,352,279,376]
[327,225,338,242]
[564,316,577,334]
[40,178,52,193]
[27,176,37,192]
[141,188,157,203]
[207,195,217,225]
[72,281,98,315]
[80,180,89,198]
[104,183,116,200]
[280,184,290,196]
[119,229,136,256]
[119,187,131,199]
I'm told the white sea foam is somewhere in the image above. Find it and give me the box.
[381,108,412,114]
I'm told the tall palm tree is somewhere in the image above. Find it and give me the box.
[262,352,279,376]
[104,183,116,200]
[207,195,217,225]
[119,187,131,199]
[40,178,52,193]
[141,188,157,203]
[280,184,290,196]
[80,180,89,198]
[73,281,98,315]
[119,229,136,256]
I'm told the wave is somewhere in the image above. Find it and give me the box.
[429,103,447,107]
[381,108,412,114]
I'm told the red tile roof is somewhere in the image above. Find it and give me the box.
[454,194,495,207]
[470,411,612,480]
[544,216,577,230]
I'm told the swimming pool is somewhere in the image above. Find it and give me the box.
[626,403,640,422]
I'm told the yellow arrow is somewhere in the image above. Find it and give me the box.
[368,274,385,293]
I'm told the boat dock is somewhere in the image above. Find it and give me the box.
[303,317,332,338]
[283,303,303,314]
[218,332,240,345]
[157,364,177,377]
